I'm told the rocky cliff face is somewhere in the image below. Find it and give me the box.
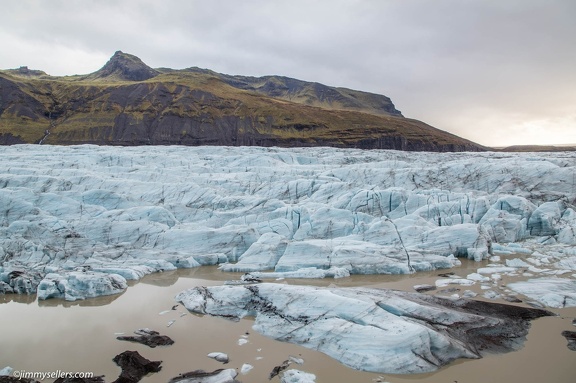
[0,52,486,151]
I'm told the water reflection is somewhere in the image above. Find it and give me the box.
[0,293,36,305]
[0,258,488,308]
[37,291,125,308]
[138,269,180,287]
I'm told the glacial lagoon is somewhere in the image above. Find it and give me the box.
[1,264,575,382]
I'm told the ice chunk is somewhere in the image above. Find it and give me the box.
[37,271,127,301]
[414,284,436,292]
[248,267,350,280]
[168,368,238,383]
[207,352,229,364]
[176,283,552,374]
[467,273,490,282]
[477,266,517,275]
[240,364,253,374]
[506,258,531,268]
[507,278,576,308]
[0,269,44,294]
[528,202,561,236]
[219,232,288,272]
[281,369,317,383]
[435,278,475,287]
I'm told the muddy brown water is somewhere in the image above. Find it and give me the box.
[1,260,575,383]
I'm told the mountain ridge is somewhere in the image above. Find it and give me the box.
[0,51,486,151]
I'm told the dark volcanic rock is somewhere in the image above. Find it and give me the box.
[116,328,174,348]
[112,350,162,383]
[0,377,40,383]
[561,330,576,351]
[269,359,291,380]
[0,133,27,145]
[54,376,106,383]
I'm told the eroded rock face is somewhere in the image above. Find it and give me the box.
[176,283,552,374]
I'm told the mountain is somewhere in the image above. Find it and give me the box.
[84,50,160,81]
[0,51,486,151]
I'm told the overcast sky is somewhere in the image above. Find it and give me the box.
[2,0,575,147]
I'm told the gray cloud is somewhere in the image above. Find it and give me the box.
[2,0,575,146]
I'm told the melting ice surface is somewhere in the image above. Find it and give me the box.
[0,144,575,304]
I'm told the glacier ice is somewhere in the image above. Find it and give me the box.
[207,352,229,364]
[1,145,576,299]
[240,363,253,374]
[0,366,13,376]
[507,278,576,308]
[168,368,238,383]
[281,369,316,383]
[36,270,127,301]
[175,283,552,374]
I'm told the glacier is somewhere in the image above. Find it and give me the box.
[1,145,576,300]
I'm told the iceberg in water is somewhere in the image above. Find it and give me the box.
[507,278,576,308]
[37,270,127,301]
[175,283,552,374]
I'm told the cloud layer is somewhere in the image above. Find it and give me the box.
[2,0,575,147]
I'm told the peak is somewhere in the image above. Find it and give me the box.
[110,50,138,61]
[88,51,159,81]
